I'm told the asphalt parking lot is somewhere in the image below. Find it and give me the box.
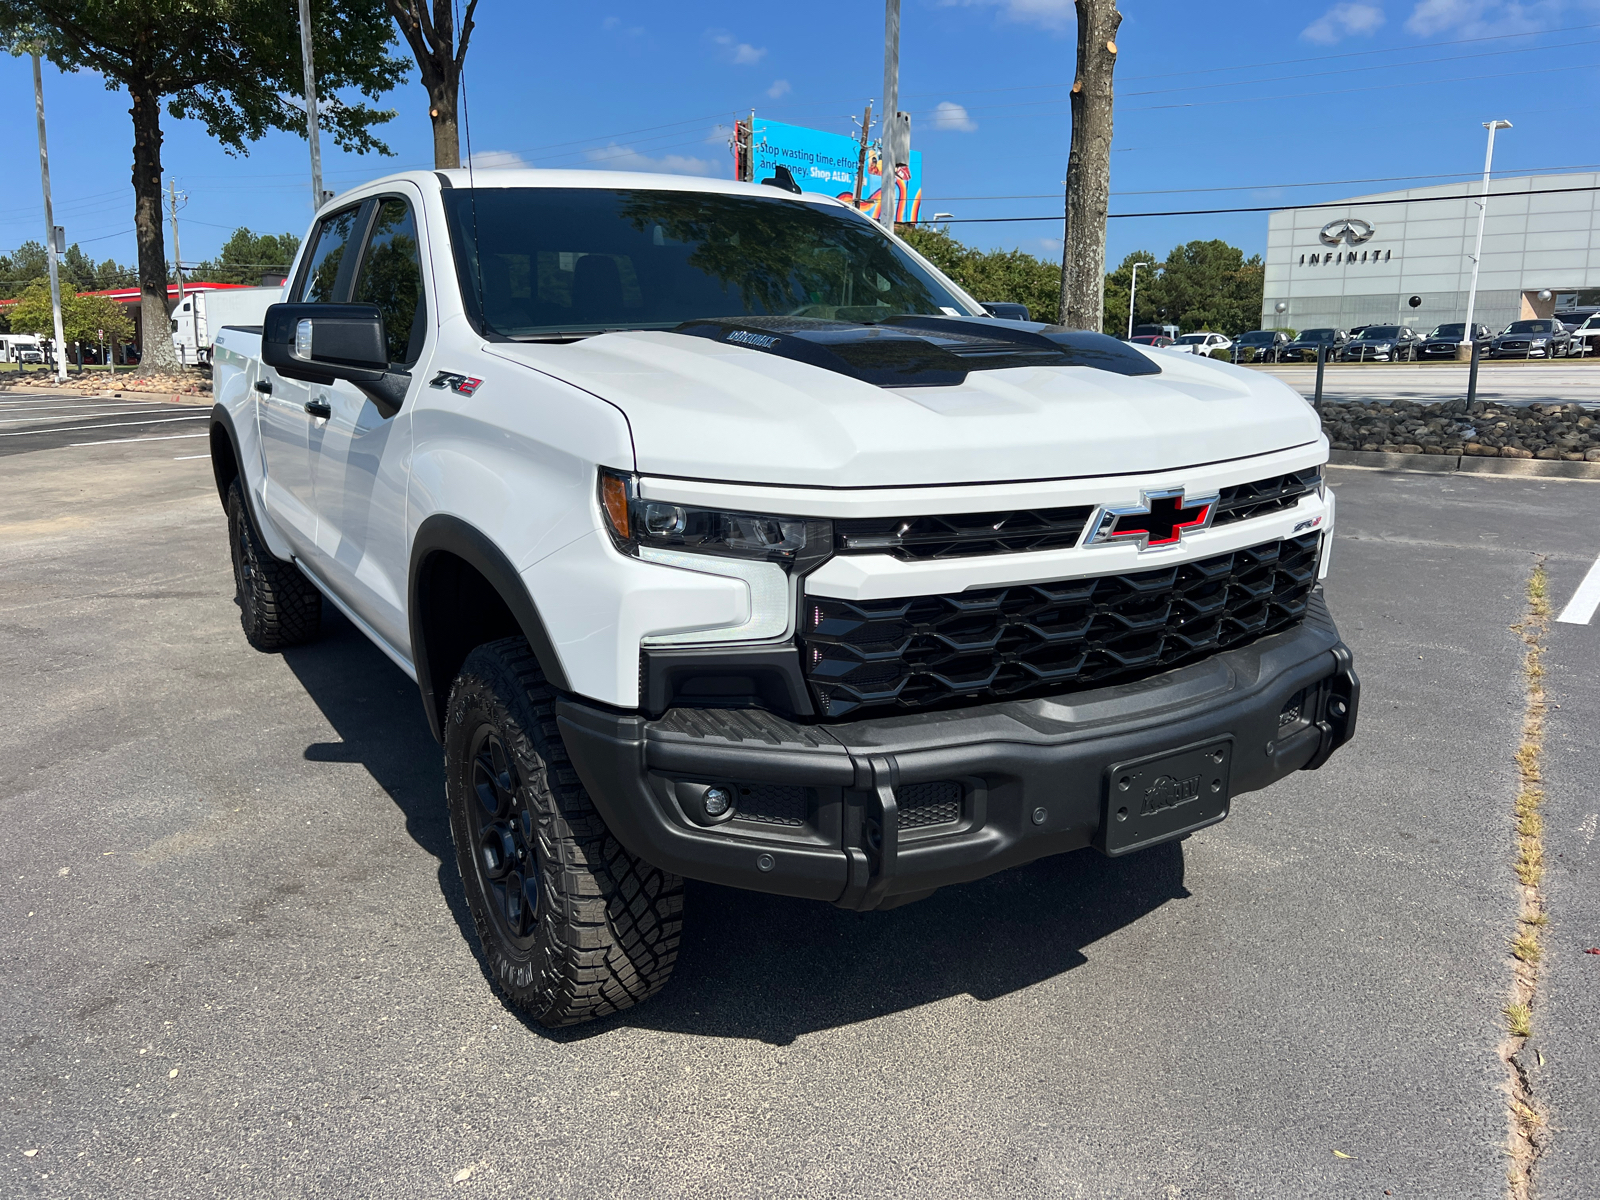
[1258,361,1600,409]
[3,390,1599,1198]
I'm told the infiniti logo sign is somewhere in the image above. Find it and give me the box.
[1320,217,1376,246]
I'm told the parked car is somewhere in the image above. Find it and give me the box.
[1566,312,1600,357]
[1489,318,1570,359]
[1345,324,1378,341]
[1232,330,1290,363]
[1555,310,1595,334]
[1417,322,1492,360]
[1169,331,1233,356]
[1130,323,1172,340]
[1340,325,1423,362]
[1279,329,1349,362]
[206,166,1358,1027]
[1128,334,1174,347]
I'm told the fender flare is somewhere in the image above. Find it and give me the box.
[408,514,571,740]
[208,404,275,544]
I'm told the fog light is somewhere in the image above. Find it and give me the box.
[703,786,732,817]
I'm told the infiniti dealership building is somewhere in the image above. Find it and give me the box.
[1261,172,1600,334]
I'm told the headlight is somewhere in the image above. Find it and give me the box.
[1377,343,1393,351]
[599,470,825,647]
[1531,338,1548,346]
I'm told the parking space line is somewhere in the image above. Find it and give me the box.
[68,432,208,447]
[173,453,210,460]
[0,414,207,438]
[0,407,190,426]
[1556,552,1600,625]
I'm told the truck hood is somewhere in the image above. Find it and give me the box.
[488,329,1321,488]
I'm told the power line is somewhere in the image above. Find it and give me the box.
[907,183,1600,223]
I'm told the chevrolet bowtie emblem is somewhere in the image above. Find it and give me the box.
[1087,488,1219,551]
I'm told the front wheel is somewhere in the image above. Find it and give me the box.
[445,638,684,1027]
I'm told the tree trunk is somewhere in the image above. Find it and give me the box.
[428,82,459,170]
[129,82,178,372]
[1059,0,1122,332]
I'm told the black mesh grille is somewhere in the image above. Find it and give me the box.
[1211,468,1321,528]
[733,784,808,827]
[802,534,1321,718]
[899,781,962,829]
[834,507,1095,561]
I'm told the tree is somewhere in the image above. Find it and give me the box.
[0,239,49,298]
[1058,0,1121,331]
[1100,249,1158,338]
[0,1,406,371]
[191,227,302,285]
[1149,240,1264,337]
[61,242,134,291]
[900,226,1062,324]
[7,278,134,347]
[384,0,477,170]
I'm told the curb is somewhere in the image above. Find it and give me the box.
[1328,449,1600,480]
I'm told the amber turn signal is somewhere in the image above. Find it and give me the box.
[600,472,631,540]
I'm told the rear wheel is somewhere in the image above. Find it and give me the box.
[445,638,683,1027]
[227,479,321,650]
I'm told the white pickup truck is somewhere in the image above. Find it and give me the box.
[209,168,1358,1027]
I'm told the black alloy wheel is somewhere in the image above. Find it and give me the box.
[462,724,541,951]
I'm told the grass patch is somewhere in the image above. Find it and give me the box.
[1505,1003,1532,1038]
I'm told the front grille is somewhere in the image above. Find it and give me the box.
[898,780,962,829]
[802,534,1321,717]
[1211,468,1321,527]
[834,506,1095,560]
[733,784,809,826]
[1501,341,1528,351]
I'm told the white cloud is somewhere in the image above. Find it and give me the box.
[582,143,722,177]
[602,16,645,36]
[767,79,791,99]
[1301,3,1386,43]
[467,149,530,169]
[929,100,978,132]
[1039,237,1062,253]
[709,31,767,64]
[938,0,1075,32]
[1404,0,1581,35]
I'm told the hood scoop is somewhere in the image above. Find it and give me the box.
[672,314,1161,389]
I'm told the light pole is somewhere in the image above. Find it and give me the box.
[1462,119,1511,360]
[31,52,68,383]
[1127,261,1153,339]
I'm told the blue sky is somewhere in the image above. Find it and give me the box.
[2,0,1597,275]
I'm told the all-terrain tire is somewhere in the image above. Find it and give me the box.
[445,638,683,1027]
[227,479,322,650]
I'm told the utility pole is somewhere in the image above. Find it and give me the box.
[167,180,186,305]
[852,101,873,209]
[298,0,326,209]
[878,0,900,229]
[1462,119,1511,361]
[31,52,69,383]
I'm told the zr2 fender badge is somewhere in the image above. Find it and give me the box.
[429,371,482,396]
[1086,488,1219,552]
[1292,515,1324,534]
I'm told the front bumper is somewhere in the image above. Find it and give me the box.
[556,592,1358,910]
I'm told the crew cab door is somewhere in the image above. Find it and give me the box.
[258,202,367,556]
[305,192,432,652]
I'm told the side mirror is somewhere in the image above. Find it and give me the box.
[979,301,1031,322]
[261,303,408,416]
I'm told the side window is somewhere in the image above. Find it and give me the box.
[297,206,363,304]
[351,198,427,365]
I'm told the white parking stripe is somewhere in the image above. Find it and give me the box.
[0,407,191,426]
[173,453,211,460]
[69,432,208,447]
[1556,553,1600,625]
[0,414,207,438]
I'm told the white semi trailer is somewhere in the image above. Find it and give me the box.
[171,286,282,365]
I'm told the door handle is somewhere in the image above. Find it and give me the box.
[253,379,272,395]
[304,399,331,420]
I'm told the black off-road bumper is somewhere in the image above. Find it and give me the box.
[556,592,1358,911]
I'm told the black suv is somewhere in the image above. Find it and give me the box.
[1280,328,1349,361]
[1489,319,1570,359]
[1231,330,1290,363]
[1417,322,1492,360]
[1340,325,1423,362]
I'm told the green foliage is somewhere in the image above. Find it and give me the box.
[6,279,134,344]
[1102,244,1264,338]
[897,226,1061,324]
[1102,250,1160,338]
[0,240,50,298]
[191,227,302,286]
[0,0,408,158]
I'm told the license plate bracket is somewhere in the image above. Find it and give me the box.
[1099,738,1232,856]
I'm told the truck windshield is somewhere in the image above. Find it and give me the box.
[440,187,972,339]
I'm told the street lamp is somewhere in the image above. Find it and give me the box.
[1128,261,1155,339]
[1462,119,1511,358]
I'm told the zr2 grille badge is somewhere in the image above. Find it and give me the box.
[1086,488,1219,552]
[429,371,482,396]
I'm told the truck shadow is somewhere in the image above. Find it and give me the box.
[282,611,1191,1047]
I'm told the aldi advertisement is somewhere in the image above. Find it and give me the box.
[750,118,923,223]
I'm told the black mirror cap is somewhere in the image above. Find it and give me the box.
[980,301,1031,322]
[262,303,389,383]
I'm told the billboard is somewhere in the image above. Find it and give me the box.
[749,119,923,224]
